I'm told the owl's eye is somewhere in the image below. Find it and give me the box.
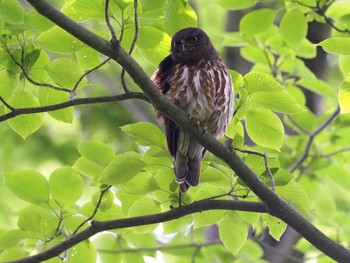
[173,41,181,47]
[188,35,198,42]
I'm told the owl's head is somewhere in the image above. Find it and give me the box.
[170,28,218,64]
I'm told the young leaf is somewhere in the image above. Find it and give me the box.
[280,8,307,47]
[219,211,248,255]
[7,91,44,138]
[220,0,257,10]
[46,58,86,88]
[0,70,18,100]
[250,90,304,114]
[244,72,283,94]
[78,141,115,166]
[127,197,161,233]
[240,9,276,36]
[37,88,73,123]
[262,214,287,241]
[163,0,197,36]
[100,153,146,185]
[121,122,167,149]
[5,170,49,204]
[0,230,29,250]
[37,26,84,54]
[49,167,84,206]
[245,108,284,150]
[73,157,104,178]
[67,241,97,263]
[0,248,28,262]
[339,76,350,114]
[0,0,24,24]
[319,37,350,55]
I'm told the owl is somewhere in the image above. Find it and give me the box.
[152,28,234,193]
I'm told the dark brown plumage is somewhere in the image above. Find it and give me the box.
[152,28,234,193]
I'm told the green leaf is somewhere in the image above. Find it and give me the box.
[78,141,115,166]
[67,241,97,263]
[219,212,248,255]
[276,180,312,219]
[127,197,161,233]
[193,210,226,229]
[100,153,146,185]
[7,91,44,138]
[76,47,101,69]
[119,171,159,195]
[137,26,171,66]
[220,0,257,10]
[121,122,167,149]
[5,170,49,203]
[339,77,350,114]
[297,78,336,97]
[46,58,86,88]
[246,108,284,150]
[0,0,24,24]
[0,248,28,262]
[0,70,18,100]
[280,8,307,47]
[37,88,73,123]
[319,37,350,55]
[163,0,197,36]
[250,91,304,114]
[25,10,53,31]
[244,72,283,94]
[73,157,104,178]
[92,190,115,211]
[339,55,350,77]
[62,0,103,21]
[37,26,85,54]
[262,214,287,241]
[49,167,84,206]
[240,9,276,36]
[0,230,29,250]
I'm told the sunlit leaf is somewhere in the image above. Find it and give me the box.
[78,141,115,166]
[37,26,85,54]
[339,77,350,114]
[281,8,307,47]
[5,170,49,204]
[0,0,24,24]
[219,211,248,255]
[319,37,350,55]
[121,122,167,149]
[100,153,146,185]
[7,91,44,138]
[244,72,283,94]
[240,9,276,36]
[67,241,97,263]
[246,108,284,150]
[49,167,84,206]
[163,0,197,36]
[220,0,257,10]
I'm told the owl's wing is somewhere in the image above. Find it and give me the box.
[151,55,179,158]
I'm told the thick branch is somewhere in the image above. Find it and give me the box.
[7,200,266,263]
[25,0,350,261]
[0,93,148,122]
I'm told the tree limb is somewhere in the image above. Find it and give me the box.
[0,92,148,122]
[7,199,266,263]
[25,0,350,261]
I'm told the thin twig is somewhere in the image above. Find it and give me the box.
[73,58,111,92]
[0,96,15,111]
[104,0,118,45]
[234,148,275,192]
[120,0,139,93]
[309,146,350,158]
[1,45,71,93]
[73,185,112,235]
[289,106,340,172]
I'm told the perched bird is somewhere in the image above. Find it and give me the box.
[152,28,234,193]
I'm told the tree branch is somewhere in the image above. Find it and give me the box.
[25,0,350,261]
[6,199,266,263]
[0,92,148,122]
[289,106,340,172]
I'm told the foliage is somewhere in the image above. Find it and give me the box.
[0,0,350,262]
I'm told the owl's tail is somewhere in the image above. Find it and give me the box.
[175,132,205,193]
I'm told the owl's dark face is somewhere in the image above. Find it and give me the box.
[170,28,218,64]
